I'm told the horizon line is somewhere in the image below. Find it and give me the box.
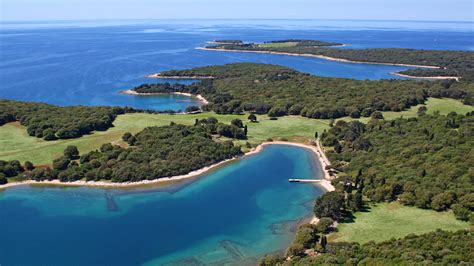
[2,18,473,24]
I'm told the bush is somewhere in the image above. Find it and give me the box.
[185,105,200,113]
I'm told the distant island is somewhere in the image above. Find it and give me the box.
[200,39,474,81]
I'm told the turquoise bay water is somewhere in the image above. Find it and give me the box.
[0,145,325,265]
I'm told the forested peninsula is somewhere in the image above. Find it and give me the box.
[203,40,474,80]
[0,100,184,141]
[134,63,473,119]
[0,119,245,185]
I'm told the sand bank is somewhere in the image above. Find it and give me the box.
[1,141,335,192]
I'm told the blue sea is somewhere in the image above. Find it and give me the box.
[0,19,473,110]
[0,19,473,265]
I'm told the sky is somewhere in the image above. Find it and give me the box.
[1,0,473,22]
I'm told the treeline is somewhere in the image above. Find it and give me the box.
[264,39,342,47]
[321,112,474,220]
[0,99,187,140]
[0,160,33,184]
[207,40,474,80]
[0,100,124,140]
[212,40,243,44]
[143,63,473,119]
[2,120,244,184]
[259,229,473,265]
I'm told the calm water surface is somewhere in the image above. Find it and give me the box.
[1,20,473,110]
[0,145,325,265]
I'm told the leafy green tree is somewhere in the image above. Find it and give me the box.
[452,204,470,221]
[122,132,132,141]
[0,173,7,185]
[314,192,345,221]
[371,111,384,120]
[24,161,34,171]
[127,136,137,146]
[64,146,80,160]
[42,128,57,140]
[248,114,257,122]
[320,235,327,252]
[431,192,455,211]
[315,217,334,234]
[418,106,427,115]
[231,118,244,128]
[52,157,70,171]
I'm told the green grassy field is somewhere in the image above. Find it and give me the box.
[342,97,474,123]
[0,97,471,165]
[258,42,298,48]
[0,113,328,165]
[329,202,470,244]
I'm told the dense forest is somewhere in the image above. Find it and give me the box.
[2,120,244,184]
[259,229,473,265]
[206,40,474,80]
[0,100,187,140]
[136,63,473,119]
[320,113,474,219]
[263,39,342,47]
[0,100,125,140]
[257,111,474,265]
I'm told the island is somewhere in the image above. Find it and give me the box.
[200,39,474,81]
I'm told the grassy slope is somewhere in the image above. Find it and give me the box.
[0,98,471,165]
[0,113,328,165]
[342,97,474,123]
[329,202,469,244]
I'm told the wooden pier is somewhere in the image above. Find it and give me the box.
[289,179,322,183]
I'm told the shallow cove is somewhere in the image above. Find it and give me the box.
[0,144,325,265]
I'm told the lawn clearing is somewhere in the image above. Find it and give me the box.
[328,202,469,244]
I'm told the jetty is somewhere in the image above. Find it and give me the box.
[289,179,322,183]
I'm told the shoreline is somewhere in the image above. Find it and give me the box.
[120,89,209,105]
[145,73,215,79]
[1,141,335,192]
[391,72,460,81]
[197,47,441,69]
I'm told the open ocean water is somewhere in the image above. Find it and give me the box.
[1,19,473,110]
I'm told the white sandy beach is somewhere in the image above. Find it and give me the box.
[392,72,460,81]
[1,141,335,192]
[120,89,209,105]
